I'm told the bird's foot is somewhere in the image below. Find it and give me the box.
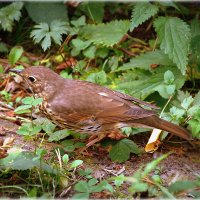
[107,129,127,140]
[86,133,106,147]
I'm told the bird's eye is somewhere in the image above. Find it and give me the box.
[28,76,36,83]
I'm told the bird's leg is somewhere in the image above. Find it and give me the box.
[86,133,107,147]
[107,129,127,140]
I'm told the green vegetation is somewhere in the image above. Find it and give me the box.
[0,1,200,198]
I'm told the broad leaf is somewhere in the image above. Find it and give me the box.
[86,71,107,85]
[70,160,83,169]
[80,20,130,47]
[116,66,185,99]
[0,150,57,174]
[48,129,71,141]
[79,2,104,23]
[25,2,68,24]
[130,2,159,31]
[117,50,173,71]
[8,46,23,65]
[169,180,200,194]
[109,139,141,163]
[154,17,191,75]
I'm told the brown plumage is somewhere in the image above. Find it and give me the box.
[12,66,191,146]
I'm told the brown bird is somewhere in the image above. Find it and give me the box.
[11,66,191,146]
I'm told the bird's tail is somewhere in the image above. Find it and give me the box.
[132,115,192,140]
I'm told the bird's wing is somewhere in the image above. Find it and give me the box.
[49,79,156,125]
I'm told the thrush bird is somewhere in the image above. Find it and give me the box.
[11,66,191,146]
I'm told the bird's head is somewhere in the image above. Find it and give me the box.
[10,66,62,98]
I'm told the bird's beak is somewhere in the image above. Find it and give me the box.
[9,69,22,74]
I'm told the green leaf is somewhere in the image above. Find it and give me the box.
[0,2,23,32]
[72,193,89,199]
[181,96,194,110]
[0,150,38,170]
[25,2,68,24]
[62,154,69,164]
[188,109,200,138]
[80,2,105,23]
[71,16,86,28]
[0,42,8,53]
[32,98,43,106]
[48,129,71,142]
[190,18,200,38]
[17,123,42,136]
[130,2,159,31]
[70,160,83,169]
[21,96,34,104]
[169,180,200,194]
[0,150,57,174]
[71,38,91,51]
[14,105,32,114]
[33,117,56,134]
[117,50,173,71]
[109,139,141,163]
[114,174,125,187]
[83,45,96,58]
[74,180,89,193]
[164,70,175,84]
[80,20,130,47]
[30,20,68,51]
[88,178,98,186]
[117,66,185,99]
[86,71,107,85]
[193,91,200,106]
[8,46,23,65]
[142,154,168,177]
[154,17,191,75]
[129,182,148,193]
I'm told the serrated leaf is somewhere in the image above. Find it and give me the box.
[31,20,68,51]
[154,17,191,75]
[117,50,173,71]
[48,129,71,142]
[0,2,23,32]
[181,96,194,110]
[8,46,23,65]
[109,139,140,163]
[80,20,130,47]
[117,66,185,99]
[130,2,159,31]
